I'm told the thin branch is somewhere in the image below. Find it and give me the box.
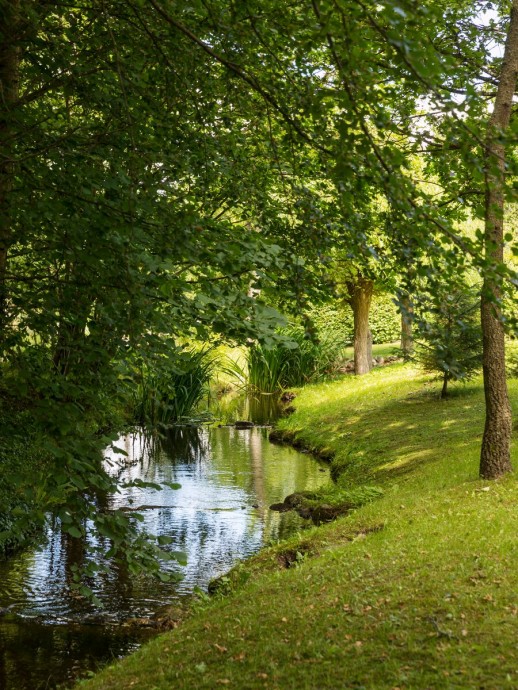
[146,0,332,154]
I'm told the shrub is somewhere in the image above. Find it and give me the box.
[370,293,401,344]
[507,346,518,378]
[415,289,482,398]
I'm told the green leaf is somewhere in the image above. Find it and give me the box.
[157,535,174,546]
[171,550,188,566]
[163,481,182,490]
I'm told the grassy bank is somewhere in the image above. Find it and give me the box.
[78,364,517,690]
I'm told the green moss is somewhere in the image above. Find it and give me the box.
[77,364,518,690]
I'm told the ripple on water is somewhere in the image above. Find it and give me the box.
[0,425,330,689]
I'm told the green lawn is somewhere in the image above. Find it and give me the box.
[78,364,518,690]
[341,340,401,360]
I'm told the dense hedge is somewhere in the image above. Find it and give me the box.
[311,293,401,346]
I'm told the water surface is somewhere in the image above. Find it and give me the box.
[0,425,329,689]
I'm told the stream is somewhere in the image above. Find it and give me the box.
[0,405,329,689]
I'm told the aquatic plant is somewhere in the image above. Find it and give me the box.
[130,348,215,427]
[246,327,344,393]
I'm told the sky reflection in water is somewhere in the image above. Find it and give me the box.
[0,425,330,689]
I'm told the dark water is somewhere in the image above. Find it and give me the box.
[0,421,329,689]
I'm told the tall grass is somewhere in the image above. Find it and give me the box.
[245,327,344,393]
[130,348,215,427]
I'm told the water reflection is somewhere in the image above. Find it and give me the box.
[0,425,329,689]
[212,391,282,425]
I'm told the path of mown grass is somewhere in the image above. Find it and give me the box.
[78,365,518,690]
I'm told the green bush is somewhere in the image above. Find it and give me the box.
[371,293,401,344]
[0,405,50,555]
[506,345,518,378]
[310,294,400,347]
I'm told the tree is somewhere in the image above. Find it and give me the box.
[479,0,518,478]
[400,292,414,359]
[146,2,517,481]
[0,0,20,322]
[415,286,482,398]
[0,0,314,579]
[344,272,374,375]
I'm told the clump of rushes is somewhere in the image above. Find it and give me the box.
[129,347,215,427]
[246,326,344,393]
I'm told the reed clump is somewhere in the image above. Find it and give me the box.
[129,348,215,427]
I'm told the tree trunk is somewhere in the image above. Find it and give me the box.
[400,294,414,359]
[0,0,21,331]
[348,277,374,375]
[479,0,518,479]
[441,373,448,399]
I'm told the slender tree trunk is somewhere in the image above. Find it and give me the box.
[400,294,414,359]
[0,0,20,331]
[348,277,374,375]
[479,0,518,479]
[441,373,448,399]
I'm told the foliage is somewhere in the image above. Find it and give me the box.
[246,326,344,393]
[0,0,304,570]
[371,294,402,344]
[1,0,517,581]
[414,288,483,397]
[311,295,400,347]
[0,405,51,554]
[128,347,215,427]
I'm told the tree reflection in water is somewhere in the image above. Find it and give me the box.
[0,423,329,689]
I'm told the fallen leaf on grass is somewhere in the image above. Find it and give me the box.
[214,643,228,653]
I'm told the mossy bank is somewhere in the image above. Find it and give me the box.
[78,364,518,690]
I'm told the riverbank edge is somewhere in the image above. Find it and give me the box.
[80,362,518,690]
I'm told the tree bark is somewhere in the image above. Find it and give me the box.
[479,0,518,479]
[441,373,449,399]
[0,0,21,331]
[400,293,414,359]
[347,277,374,375]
